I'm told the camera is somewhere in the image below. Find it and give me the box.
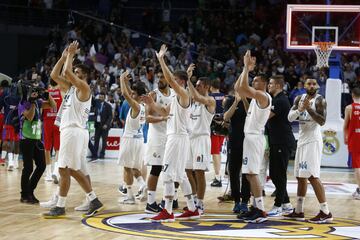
[17,81,48,102]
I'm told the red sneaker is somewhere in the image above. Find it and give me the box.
[308,211,333,224]
[175,209,200,220]
[150,208,175,223]
[0,158,5,166]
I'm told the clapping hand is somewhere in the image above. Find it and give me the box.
[187,63,196,79]
[243,50,256,71]
[68,41,79,55]
[156,44,168,59]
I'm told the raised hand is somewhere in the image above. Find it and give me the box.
[68,41,79,55]
[61,46,69,59]
[120,70,131,82]
[248,56,256,71]
[187,63,196,79]
[243,50,251,68]
[156,44,168,59]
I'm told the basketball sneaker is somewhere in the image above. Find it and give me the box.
[308,211,333,224]
[210,178,222,187]
[283,209,305,221]
[118,185,127,195]
[40,194,58,208]
[267,206,283,217]
[175,209,200,220]
[75,198,90,211]
[352,188,360,200]
[7,164,14,171]
[84,198,104,217]
[151,209,175,222]
[233,202,248,214]
[145,202,162,214]
[135,186,147,201]
[282,203,293,214]
[120,196,135,205]
[43,206,66,219]
[0,158,5,166]
[243,208,268,223]
[237,206,256,220]
[52,174,59,184]
[159,199,179,210]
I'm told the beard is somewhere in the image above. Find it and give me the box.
[306,88,317,96]
[158,82,167,90]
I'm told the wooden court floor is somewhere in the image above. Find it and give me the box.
[1,159,360,240]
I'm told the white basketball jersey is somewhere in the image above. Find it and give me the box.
[148,88,175,139]
[190,102,214,139]
[122,104,145,138]
[167,95,191,136]
[244,92,272,135]
[59,86,91,131]
[298,94,323,145]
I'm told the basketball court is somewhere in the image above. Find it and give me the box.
[1,2,360,240]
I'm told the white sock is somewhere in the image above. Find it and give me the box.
[136,176,145,188]
[255,197,264,211]
[197,199,204,209]
[55,186,60,196]
[86,191,97,202]
[215,175,221,181]
[320,202,330,215]
[46,165,52,176]
[296,196,305,213]
[193,195,198,206]
[8,153,13,165]
[174,189,178,200]
[14,154,19,162]
[1,151,7,159]
[53,162,59,176]
[165,198,173,214]
[147,190,156,204]
[56,196,66,208]
[186,195,196,212]
[126,185,134,198]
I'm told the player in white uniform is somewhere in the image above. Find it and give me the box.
[235,51,271,223]
[285,78,333,224]
[186,67,215,214]
[43,41,104,218]
[118,71,147,204]
[144,71,175,213]
[143,45,200,222]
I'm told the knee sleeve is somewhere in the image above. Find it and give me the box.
[163,181,175,196]
[150,165,162,177]
[180,178,192,197]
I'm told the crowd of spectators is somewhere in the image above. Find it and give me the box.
[11,0,360,127]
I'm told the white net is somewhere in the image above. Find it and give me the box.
[313,42,334,68]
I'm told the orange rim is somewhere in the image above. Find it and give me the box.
[313,42,335,51]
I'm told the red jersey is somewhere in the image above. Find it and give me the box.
[348,102,360,152]
[42,88,63,121]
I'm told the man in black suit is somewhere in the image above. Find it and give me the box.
[93,92,113,159]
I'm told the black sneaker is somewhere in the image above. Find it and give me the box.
[43,206,66,219]
[210,178,222,187]
[28,195,40,204]
[20,196,29,203]
[159,199,179,210]
[118,185,127,195]
[243,208,268,223]
[237,206,256,220]
[84,198,104,217]
[145,202,162,214]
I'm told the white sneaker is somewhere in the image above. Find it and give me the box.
[7,164,14,171]
[74,198,90,211]
[352,188,360,200]
[40,194,58,208]
[44,174,53,182]
[267,206,283,217]
[135,186,147,201]
[282,203,293,214]
[120,196,135,205]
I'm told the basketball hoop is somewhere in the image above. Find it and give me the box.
[313,42,335,68]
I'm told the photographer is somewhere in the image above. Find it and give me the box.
[18,82,56,204]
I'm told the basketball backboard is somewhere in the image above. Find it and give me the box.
[286,4,360,51]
